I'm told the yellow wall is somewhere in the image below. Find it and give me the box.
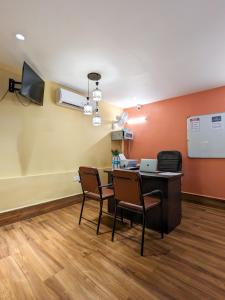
[0,66,122,212]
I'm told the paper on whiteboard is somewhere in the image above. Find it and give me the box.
[190,117,200,132]
[212,115,222,129]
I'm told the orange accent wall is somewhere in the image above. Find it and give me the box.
[124,86,225,201]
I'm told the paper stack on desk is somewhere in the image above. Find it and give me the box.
[159,172,182,176]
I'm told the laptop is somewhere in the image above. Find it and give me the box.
[139,159,158,173]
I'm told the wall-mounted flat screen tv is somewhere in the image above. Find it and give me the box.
[20,62,45,105]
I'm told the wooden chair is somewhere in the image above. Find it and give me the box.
[111,169,164,256]
[79,166,114,235]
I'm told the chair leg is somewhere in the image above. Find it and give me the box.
[121,208,124,224]
[112,203,118,241]
[130,216,133,228]
[141,213,146,256]
[160,202,164,239]
[79,195,85,225]
[96,199,103,235]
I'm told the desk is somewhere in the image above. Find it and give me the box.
[104,169,182,234]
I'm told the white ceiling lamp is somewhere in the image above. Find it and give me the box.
[92,103,102,126]
[83,96,93,115]
[83,77,93,115]
[87,72,102,126]
[15,33,25,41]
[93,81,102,101]
[88,72,102,101]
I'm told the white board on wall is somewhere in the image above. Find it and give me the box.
[187,112,225,158]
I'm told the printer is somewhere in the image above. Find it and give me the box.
[119,154,138,169]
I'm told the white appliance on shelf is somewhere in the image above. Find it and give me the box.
[56,88,96,111]
[111,128,134,140]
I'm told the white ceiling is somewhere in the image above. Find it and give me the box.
[1,0,225,108]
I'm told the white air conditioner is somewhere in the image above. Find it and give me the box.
[56,88,86,111]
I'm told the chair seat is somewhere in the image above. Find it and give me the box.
[85,187,114,200]
[118,196,160,211]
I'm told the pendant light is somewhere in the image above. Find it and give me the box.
[92,104,102,126]
[93,81,102,101]
[83,78,93,115]
[86,72,102,126]
[83,97,93,115]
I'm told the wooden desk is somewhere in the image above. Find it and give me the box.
[104,169,182,234]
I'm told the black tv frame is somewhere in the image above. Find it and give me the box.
[8,62,45,106]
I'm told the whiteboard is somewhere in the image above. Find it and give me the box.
[187,112,225,158]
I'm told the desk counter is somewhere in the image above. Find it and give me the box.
[104,168,182,234]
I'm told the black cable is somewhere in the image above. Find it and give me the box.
[15,91,31,106]
[0,90,9,102]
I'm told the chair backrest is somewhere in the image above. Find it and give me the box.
[112,169,143,206]
[79,166,101,194]
[157,151,182,172]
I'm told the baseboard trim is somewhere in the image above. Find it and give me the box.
[2,192,224,227]
[182,192,225,210]
[0,194,82,227]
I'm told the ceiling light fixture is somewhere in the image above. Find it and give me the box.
[83,78,93,115]
[93,81,102,101]
[92,103,101,126]
[83,97,93,115]
[16,33,25,41]
[88,72,102,101]
[85,72,102,126]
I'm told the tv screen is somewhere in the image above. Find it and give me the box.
[20,62,45,105]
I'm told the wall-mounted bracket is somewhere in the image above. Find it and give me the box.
[8,78,22,93]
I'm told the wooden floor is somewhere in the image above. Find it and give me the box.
[0,201,225,300]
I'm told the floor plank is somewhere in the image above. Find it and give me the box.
[0,200,225,299]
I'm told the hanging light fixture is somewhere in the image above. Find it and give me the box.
[92,103,101,126]
[86,72,102,126]
[93,81,102,101]
[87,72,102,101]
[83,97,93,115]
[83,77,93,115]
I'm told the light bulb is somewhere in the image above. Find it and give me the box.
[16,33,25,41]
[83,98,93,115]
[92,114,101,126]
[93,87,102,101]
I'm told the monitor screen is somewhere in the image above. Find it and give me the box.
[20,62,45,105]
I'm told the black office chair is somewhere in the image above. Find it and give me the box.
[157,151,182,172]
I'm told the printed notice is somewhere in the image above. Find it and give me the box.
[190,117,200,132]
[212,115,222,129]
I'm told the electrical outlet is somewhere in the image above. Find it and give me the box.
[73,175,80,182]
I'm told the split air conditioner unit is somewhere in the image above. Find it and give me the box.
[56,88,86,111]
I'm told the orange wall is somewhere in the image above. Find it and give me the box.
[124,86,225,201]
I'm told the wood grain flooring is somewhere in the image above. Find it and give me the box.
[0,200,225,300]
